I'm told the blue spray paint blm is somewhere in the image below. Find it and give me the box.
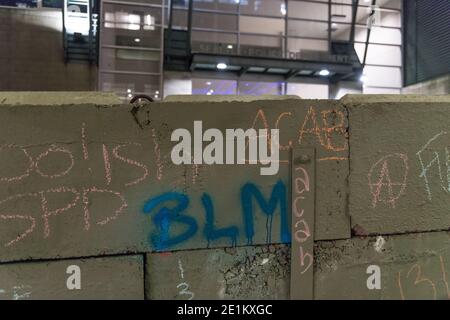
[241,180,290,245]
[202,193,239,247]
[143,181,290,250]
[143,192,198,251]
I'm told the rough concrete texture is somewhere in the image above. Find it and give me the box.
[0,255,144,299]
[348,95,450,235]
[147,245,290,300]
[164,95,301,102]
[315,231,450,300]
[0,92,121,105]
[147,231,450,300]
[0,99,349,262]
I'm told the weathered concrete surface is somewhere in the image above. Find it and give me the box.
[146,231,450,300]
[315,231,450,300]
[146,245,290,300]
[164,95,301,102]
[0,92,121,105]
[0,99,349,262]
[0,255,144,299]
[347,95,450,235]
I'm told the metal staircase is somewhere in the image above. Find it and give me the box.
[63,0,98,64]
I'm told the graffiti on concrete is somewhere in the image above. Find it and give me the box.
[368,153,409,208]
[143,180,290,251]
[416,131,450,201]
[0,123,153,247]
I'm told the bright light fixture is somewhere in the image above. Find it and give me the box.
[360,74,368,83]
[134,38,141,43]
[227,44,233,49]
[319,69,330,76]
[217,63,228,70]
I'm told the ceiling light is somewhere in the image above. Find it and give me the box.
[134,38,141,43]
[227,44,233,49]
[360,74,368,83]
[319,69,330,76]
[217,63,228,70]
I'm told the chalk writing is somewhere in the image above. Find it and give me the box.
[248,107,348,162]
[151,128,163,181]
[368,153,408,208]
[0,122,151,247]
[298,106,348,154]
[177,259,195,300]
[112,143,149,187]
[397,256,450,300]
[290,150,315,300]
[417,131,450,200]
[0,145,33,182]
[292,166,313,274]
[35,145,74,179]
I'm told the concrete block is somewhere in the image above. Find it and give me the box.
[146,245,290,300]
[0,98,349,262]
[347,95,450,235]
[0,92,121,106]
[0,255,144,299]
[147,231,450,300]
[164,95,302,102]
[315,231,450,300]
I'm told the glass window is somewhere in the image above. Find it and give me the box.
[287,83,329,99]
[355,43,401,67]
[0,0,37,7]
[192,79,237,95]
[43,0,62,8]
[240,34,284,58]
[240,0,285,17]
[101,25,163,49]
[192,12,238,31]
[191,31,238,54]
[287,38,328,57]
[288,20,329,39]
[193,0,239,13]
[239,16,285,35]
[238,81,284,95]
[288,1,328,21]
[100,73,161,100]
[167,8,188,29]
[100,48,161,74]
[362,65,401,88]
[103,4,163,28]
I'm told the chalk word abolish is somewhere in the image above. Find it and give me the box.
[171,121,280,176]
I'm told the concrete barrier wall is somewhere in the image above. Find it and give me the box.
[0,93,449,299]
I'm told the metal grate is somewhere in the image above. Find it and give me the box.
[404,0,450,86]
